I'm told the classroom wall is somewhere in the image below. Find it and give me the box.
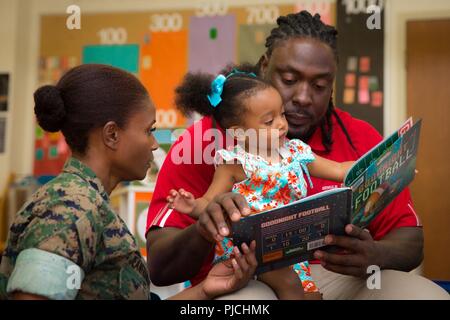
[0,0,18,192]
[1,0,450,193]
[0,0,335,192]
[384,0,450,143]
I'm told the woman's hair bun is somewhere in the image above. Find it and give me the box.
[34,85,66,132]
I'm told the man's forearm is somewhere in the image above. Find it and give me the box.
[147,223,214,286]
[376,227,424,271]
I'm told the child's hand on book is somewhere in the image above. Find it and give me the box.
[167,188,196,216]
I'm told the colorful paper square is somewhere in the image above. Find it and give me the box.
[345,73,356,88]
[371,91,383,107]
[359,56,371,73]
[49,145,58,158]
[35,148,44,161]
[209,27,218,40]
[35,126,44,140]
[83,44,140,73]
[358,90,370,104]
[343,88,355,104]
[347,56,358,72]
[153,129,173,144]
[359,76,369,91]
[48,132,60,142]
[369,76,379,91]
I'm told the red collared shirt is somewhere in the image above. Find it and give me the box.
[146,110,421,285]
[147,116,226,285]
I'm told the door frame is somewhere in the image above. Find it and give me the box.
[384,0,450,135]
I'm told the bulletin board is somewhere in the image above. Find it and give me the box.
[335,0,384,134]
[35,1,336,177]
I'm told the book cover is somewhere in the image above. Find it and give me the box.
[345,118,422,228]
[232,188,352,274]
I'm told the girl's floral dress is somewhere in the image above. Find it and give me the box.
[213,138,319,293]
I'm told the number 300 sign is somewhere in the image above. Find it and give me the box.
[149,13,183,32]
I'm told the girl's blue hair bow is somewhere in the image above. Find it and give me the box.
[207,69,257,108]
[207,75,226,107]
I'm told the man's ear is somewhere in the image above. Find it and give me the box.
[258,53,269,78]
[102,121,120,150]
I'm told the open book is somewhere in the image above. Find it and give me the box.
[232,118,422,274]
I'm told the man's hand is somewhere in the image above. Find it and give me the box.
[201,241,257,299]
[196,192,251,243]
[313,224,382,278]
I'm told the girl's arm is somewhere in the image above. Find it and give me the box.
[307,155,354,182]
[170,164,241,219]
[191,164,242,218]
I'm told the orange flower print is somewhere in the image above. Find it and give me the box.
[250,174,263,188]
[299,263,310,273]
[249,195,260,204]
[273,185,292,204]
[302,280,318,293]
[262,178,277,197]
[238,183,255,197]
[288,171,298,185]
[215,243,225,256]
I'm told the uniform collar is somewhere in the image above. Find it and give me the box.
[62,157,109,202]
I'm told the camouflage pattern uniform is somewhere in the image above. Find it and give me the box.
[0,158,150,299]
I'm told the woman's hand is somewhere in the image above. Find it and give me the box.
[201,241,257,299]
[167,188,196,215]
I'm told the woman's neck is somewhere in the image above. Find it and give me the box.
[72,152,120,195]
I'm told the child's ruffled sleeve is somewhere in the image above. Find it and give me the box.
[289,139,315,163]
[214,146,254,178]
[288,139,315,188]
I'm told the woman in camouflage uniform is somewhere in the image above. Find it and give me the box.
[0,64,257,300]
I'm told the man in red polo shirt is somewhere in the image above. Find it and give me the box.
[146,11,447,299]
